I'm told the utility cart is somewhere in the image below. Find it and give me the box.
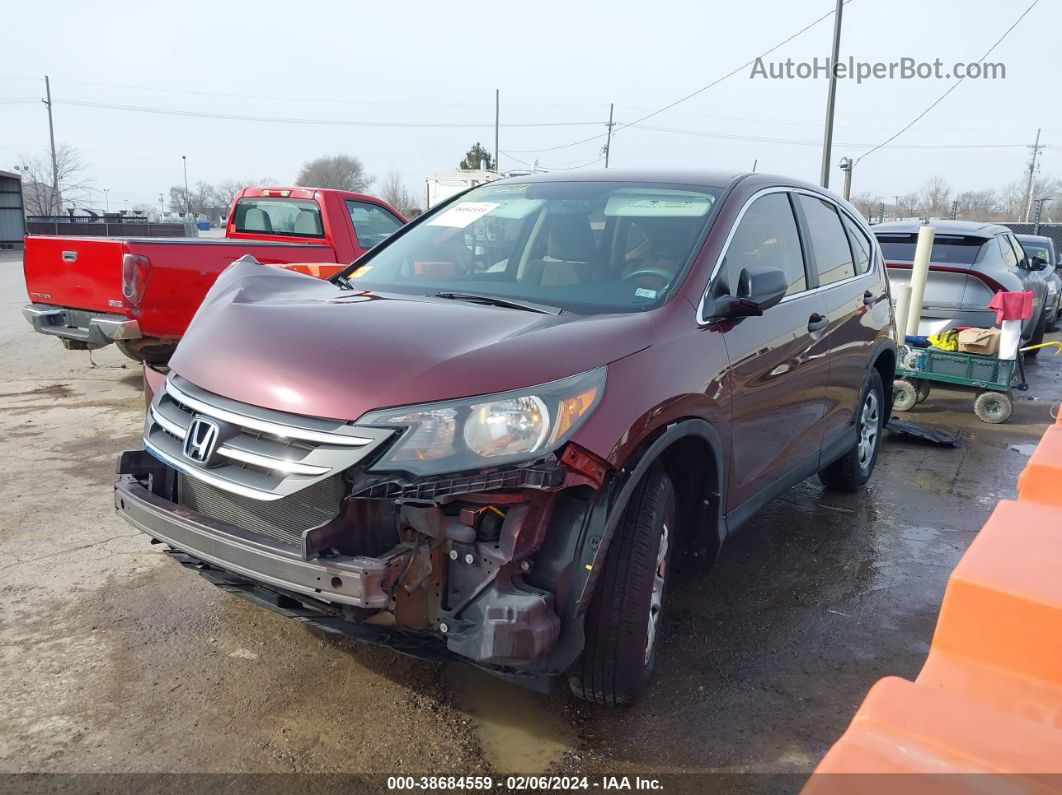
[893,346,1027,424]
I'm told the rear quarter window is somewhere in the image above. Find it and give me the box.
[233,198,323,238]
[841,214,873,275]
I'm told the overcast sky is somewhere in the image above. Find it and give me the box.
[3,0,1060,211]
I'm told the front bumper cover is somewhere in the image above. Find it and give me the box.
[23,303,141,345]
[115,475,401,608]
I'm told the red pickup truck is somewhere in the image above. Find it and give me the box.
[22,186,405,362]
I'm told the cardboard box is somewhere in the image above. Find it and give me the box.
[958,327,1001,356]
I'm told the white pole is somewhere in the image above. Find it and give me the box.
[905,225,935,337]
[893,284,912,342]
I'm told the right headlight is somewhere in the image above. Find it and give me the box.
[359,367,606,477]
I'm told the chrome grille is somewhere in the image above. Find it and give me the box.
[178,473,344,547]
[144,375,394,502]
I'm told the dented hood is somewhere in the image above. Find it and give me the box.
[169,257,654,421]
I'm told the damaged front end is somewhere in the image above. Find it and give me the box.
[115,370,611,686]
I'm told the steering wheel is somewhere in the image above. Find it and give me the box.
[623,267,674,292]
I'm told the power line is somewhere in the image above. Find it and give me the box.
[854,0,1041,165]
[29,77,608,110]
[630,124,1030,150]
[53,99,602,129]
[507,1,852,155]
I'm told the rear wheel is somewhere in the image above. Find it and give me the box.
[973,390,1012,424]
[115,339,177,365]
[819,369,884,492]
[569,468,676,707]
[915,380,932,404]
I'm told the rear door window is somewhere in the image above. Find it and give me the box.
[841,214,873,275]
[346,200,403,249]
[798,195,855,286]
[721,192,807,297]
[233,198,323,238]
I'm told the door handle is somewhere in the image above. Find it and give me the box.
[807,313,828,332]
[863,290,875,306]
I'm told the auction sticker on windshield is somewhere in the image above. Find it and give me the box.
[427,202,500,228]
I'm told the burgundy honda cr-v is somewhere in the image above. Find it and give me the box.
[115,170,896,706]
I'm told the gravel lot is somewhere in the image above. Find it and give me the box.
[1,248,1058,778]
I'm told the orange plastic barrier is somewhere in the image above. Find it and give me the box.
[805,419,1062,790]
[1017,426,1062,507]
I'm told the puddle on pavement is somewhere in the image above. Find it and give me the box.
[445,664,576,774]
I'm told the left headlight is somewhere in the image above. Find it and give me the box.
[359,367,606,477]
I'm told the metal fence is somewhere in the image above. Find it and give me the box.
[1003,223,1062,258]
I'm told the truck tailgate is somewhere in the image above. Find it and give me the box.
[23,236,128,314]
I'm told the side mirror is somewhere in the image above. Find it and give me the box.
[1029,255,1047,272]
[723,266,788,317]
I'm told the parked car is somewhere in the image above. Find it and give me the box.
[1015,234,1061,332]
[22,186,405,363]
[115,170,896,706]
[874,221,1049,354]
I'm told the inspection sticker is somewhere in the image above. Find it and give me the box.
[427,202,500,228]
[635,287,658,299]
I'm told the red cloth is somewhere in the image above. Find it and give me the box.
[987,290,1033,324]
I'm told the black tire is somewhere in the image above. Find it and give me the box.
[915,380,931,404]
[115,339,177,365]
[819,369,885,493]
[569,468,676,707]
[1025,311,1047,357]
[973,390,1012,424]
[891,378,917,412]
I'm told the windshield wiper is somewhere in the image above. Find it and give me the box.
[431,292,560,315]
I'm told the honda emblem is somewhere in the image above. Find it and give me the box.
[184,418,220,464]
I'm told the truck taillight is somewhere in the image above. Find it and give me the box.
[121,253,151,309]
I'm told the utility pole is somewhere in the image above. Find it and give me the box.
[42,75,60,215]
[182,155,190,216]
[818,0,844,189]
[752,159,758,173]
[1022,128,1044,222]
[894,195,901,219]
[159,193,164,214]
[839,156,853,200]
[950,199,959,220]
[603,103,615,168]
[103,189,109,212]
[877,202,885,223]
[494,89,500,174]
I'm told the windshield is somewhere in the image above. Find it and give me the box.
[340,180,722,313]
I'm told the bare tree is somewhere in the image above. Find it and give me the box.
[849,191,882,221]
[378,171,420,216]
[296,154,372,192]
[954,189,1000,221]
[897,191,922,218]
[17,143,91,215]
[918,176,952,218]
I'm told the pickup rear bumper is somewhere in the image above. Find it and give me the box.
[22,303,141,346]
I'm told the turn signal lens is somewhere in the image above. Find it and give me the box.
[549,385,599,444]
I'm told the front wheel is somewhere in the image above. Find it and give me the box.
[819,369,885,492]
[569,468,676,707]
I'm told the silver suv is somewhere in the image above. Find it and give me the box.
[874,221,1049,351]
